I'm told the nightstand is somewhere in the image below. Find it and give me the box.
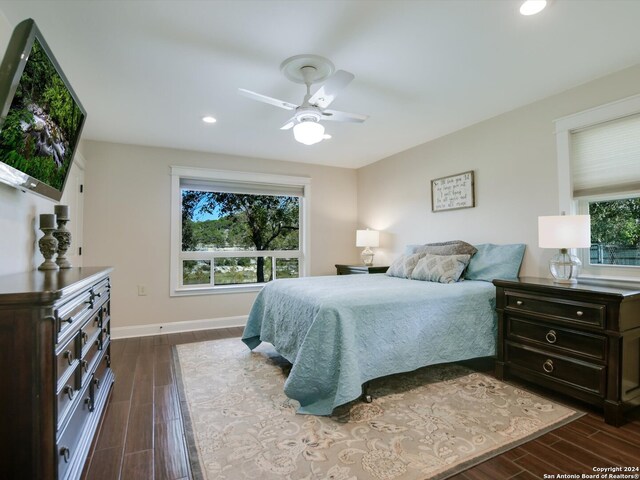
[493,277,640,426]
[335,264,389,275]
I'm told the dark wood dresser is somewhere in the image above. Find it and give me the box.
[0,267,114,479]
[335,264,389,275]
[493,277,640,426]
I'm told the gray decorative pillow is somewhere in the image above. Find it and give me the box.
[411,254,471,283]
[386,253,424,278]
[413,240,478,257]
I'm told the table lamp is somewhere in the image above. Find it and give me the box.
[538,215,591,284]
[356,229,379,266]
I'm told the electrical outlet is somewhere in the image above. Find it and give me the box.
[137,285,148,296]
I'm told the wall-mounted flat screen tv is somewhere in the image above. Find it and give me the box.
[0,18,86,202]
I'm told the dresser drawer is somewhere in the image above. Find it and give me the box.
[508,317,607,361]
[57,382,93,480]
[92,349,111,402]
[101,315,110,346]
[92,278,111,304]
[506,342,606,395]
[55,290,93,342]
[81,337,101,387]
[80,311,101,355]
[98,300,110,327]
[505,292,605,328]
[55,335,79,391]
[57,377,79,429]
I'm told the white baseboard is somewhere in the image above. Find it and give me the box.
[111,315,248,339]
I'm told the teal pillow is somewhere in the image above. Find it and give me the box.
[464,244,526,282]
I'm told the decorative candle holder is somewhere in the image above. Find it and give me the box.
[38,214,59,271]
[53,205,72,269]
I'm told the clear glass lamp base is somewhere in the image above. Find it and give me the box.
[549,249,581,284]
[361,247,374,266]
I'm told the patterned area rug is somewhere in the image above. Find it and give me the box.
[173,338,583,480]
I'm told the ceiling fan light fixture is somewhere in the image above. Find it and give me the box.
[293,120,325,145]
[520,0,547,16]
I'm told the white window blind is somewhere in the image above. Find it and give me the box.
[571,113,640,198]
[180,178,304,197]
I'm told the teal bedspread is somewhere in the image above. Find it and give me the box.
[242,274,497,415]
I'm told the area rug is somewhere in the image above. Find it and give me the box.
[173,338,583,480]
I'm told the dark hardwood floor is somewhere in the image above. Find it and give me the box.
[83,328,640,480]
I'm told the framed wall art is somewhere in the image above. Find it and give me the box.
[431,171,475,212]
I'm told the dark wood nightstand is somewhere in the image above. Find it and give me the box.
[335,264,389,275]
[493,277,640,426]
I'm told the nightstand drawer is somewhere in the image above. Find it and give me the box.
[506,292,605,328]
[508,317,607,361]
[506,343,606,395]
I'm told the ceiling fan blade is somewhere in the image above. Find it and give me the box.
[321,109,368,123]
[280,117,296,130]
[309,70,355,109]
[238,88,297,110]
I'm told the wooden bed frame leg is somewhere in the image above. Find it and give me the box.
[361,381,373,403]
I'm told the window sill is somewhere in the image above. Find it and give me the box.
[171,283,265,297]
[579,273,640,288]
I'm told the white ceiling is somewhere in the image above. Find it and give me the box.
[1,0,640,169]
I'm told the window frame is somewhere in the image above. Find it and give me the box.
[555,93,640,281]
[170,166,311,296]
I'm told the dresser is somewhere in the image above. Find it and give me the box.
[335,264,389,275]
[0,267,114,479]
[493,277,640,426]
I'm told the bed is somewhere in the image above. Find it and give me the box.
[241,273,498,415]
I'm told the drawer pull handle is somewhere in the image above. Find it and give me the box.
[576,310,584,317]
[82,360,89,373]
[64,385,75,400]
[542,359,554,373]
[59,447,70,463]
[85,396,94,412]
[62,316,73,324]
[545,330,557,344]
[106,354,111,367]
[64,350,74,365]
[82,332,88,345]
[516,300,523,306]
[94,377,101,390]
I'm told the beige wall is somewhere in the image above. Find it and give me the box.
[82,141,359,329]
[357,64,640,278]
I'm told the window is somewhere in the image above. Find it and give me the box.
[170,167,310,295]
[585,196,640,267]
[556,94,640,279]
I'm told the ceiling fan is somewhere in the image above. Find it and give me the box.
[239,54,368,145]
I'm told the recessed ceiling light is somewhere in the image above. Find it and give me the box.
[323,134,332,140]
[202,116,217,124]
[520,0,547,16]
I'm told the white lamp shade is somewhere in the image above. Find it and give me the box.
[293,121,325,145]
[356,229,379,248]
[538,215,591,249]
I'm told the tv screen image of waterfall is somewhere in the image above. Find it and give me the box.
[0,38,85,191]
